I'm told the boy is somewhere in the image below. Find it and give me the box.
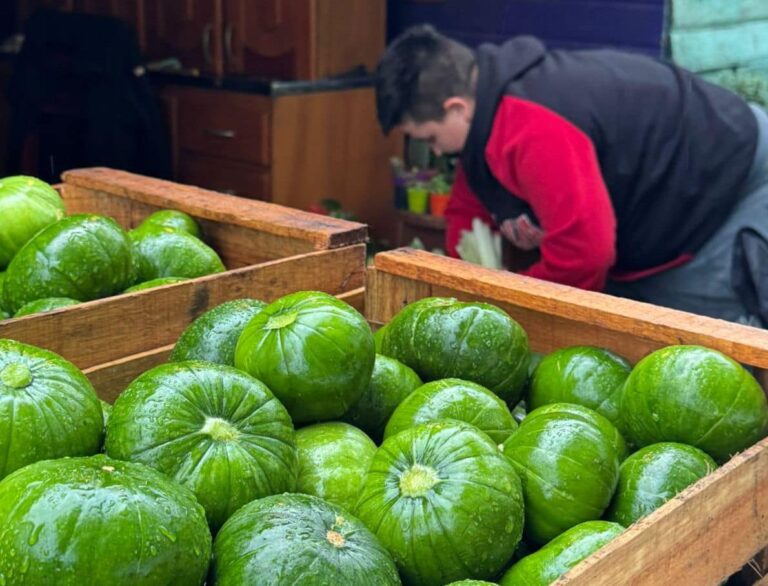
[375,25,768,325]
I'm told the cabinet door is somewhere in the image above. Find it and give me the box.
[145,0,222,76]
[223,0,311,79]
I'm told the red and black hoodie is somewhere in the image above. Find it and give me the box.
[446,37,758,290]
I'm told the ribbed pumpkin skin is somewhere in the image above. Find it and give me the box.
[212,493,401,586]
[355,421,525,586]
[105,361,298,531]
[343,353,423,443]
[379,297,530,404]
[14,297,80,317]
[137,209,202,238]
[0,339,103,480]
[529,346,631,426]
[500,521,624,586]
[502,403,626,545]
[170,299,267,366]
[606,442,716,526]
[295,422,376,512]
[130,227,225,281]
[235,291,375,424]
[384,378,518,444]
[3,214,135,312]
[124,277,188,293]
[0,455,212,585]
[620,345,768,462]
[0,175,65,269]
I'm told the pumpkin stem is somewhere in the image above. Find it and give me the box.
[326,529,346,548]
[201,417,241,441]
[1,363,33,389]
[399,464,440,497]
[265,311,299,330]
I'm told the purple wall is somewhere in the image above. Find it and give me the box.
[387,0,667,57]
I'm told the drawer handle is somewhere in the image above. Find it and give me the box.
[205,129,236,139]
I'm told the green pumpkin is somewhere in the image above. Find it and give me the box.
[373,322,389,352]
[170,298,266,366]
[606,442,716,526]
[212,493,401,585]
[343,353,423,443]
[0,175,65,270]
[130,226,225,282]
[137,209,202,239]
[500,521,624,586]
[0,272,8,314]
[14,296,80,317]
[379,297,530,404]
[235,291,375,424]
[355,421,524,586]
[0,339,103,480]
[502,403,626,545]
[0,454,212,585]
[3,214,135,313]
[105,361,298,531]
[529,346,631,426]
[445,581,498,586]
[295,422,376,512]
[384,378,518,444]
[620,345,768,462]
[123,276,189,293]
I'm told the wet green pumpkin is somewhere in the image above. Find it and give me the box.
[170,298,266,366]
[502,403,626,545]
[123,276,189,293]
[295,422,376,512]
[384,378,518,444]
[130,226,224,282]
[529,346,631,426]
[136,209,202,239]
[212,493,400,585]
[3,214,135,313]
[620,345,768,462]
[0,339,103,480]
[105,361,298,531]
[343,353,423,443]
[499,520,624,585]
[606,442,716,526]
[379,297,530,404]
[355,420,524,586]
[13,296,80,317]
[0,454,212,585]
[235,291,375,424]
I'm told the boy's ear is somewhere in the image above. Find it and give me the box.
[443,96,473,120]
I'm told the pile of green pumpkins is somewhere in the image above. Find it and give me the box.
[1,283,766,585]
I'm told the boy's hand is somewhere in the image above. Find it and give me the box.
[500,214,543,251]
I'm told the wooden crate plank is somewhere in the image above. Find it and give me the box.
[85,345,173,403]
[670,21,768,72]
[369,249,768,368]
[670,0,768,29]
[61,167,368,250]
[1,245,365,370]
[557,436,768,585]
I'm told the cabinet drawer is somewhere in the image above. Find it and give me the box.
[178,152,271,200]
[176,89,272,166]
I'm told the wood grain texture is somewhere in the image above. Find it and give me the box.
[272,88,403,243]
[62,167,367,249]
[366,247,768,584]
[1,245,365,370]
[368,248,768,368]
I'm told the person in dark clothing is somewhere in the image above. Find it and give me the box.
[375,25,768,325]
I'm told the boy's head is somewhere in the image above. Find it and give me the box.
[375,25,476,156]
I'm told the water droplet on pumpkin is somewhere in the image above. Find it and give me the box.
[27,524,43,546]
[158,527,177,542]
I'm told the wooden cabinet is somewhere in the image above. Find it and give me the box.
[161,84,402,241]
[144,0,222,76]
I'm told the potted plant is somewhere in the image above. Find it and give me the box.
[428,174,452,217]
[406,181,430,214]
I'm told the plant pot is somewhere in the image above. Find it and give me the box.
[407,187,429,214]
[430,193,450,217]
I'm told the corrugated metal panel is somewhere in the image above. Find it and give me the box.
[671,0,768,29]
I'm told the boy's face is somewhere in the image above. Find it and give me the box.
[401,97,474,157]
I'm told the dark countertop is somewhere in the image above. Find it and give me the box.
[148,68,375,96]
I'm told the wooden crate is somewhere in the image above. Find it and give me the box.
[0,168,368,378]
[366,248,768,586]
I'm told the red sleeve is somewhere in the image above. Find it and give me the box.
[486,97,616,291]
[444,163,495,258]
